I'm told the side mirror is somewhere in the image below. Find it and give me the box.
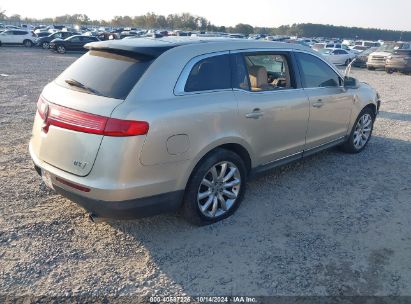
[344,76,359,89]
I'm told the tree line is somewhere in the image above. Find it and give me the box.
[1,9,409,41]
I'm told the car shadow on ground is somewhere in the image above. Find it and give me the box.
[105,136,411,296]
[378,111,411,122]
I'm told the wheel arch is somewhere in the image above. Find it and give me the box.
[179,139,254,191]
[363,103,378,118]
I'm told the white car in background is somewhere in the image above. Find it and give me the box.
[0,29,36,47]
[313,42,353,53]
[350,45,369,54]
[319,48,356,66]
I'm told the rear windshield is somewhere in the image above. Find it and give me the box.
[55,50,153,100]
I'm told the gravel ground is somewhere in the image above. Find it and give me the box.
[0,47,410,300]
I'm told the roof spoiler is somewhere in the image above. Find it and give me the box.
[84,41,175,59]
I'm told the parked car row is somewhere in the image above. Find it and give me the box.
[1,23,410,73]
[309,40,411,73]
[363,42,411,73]
[36,31,80,49]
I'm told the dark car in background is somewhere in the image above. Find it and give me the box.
[37,31,80,49]
[36,32,51,38]
[97,32,120,41]
[353,47,378,68]
[385,49,411,74]
[50,35,99,54]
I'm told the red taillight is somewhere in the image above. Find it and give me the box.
[104,117,149,136]
[55,177,90,192]
[36,96,149,136]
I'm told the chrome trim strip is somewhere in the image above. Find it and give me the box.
[250,136,346,178]
[250,151,303,178]
[302,136,346,157]
[232,87,305,95]
[261,150,303,167]
[230,48,294,54]
[173,48,345,96]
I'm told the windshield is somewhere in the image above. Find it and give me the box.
[55,50,153,100]
[247,54,285,72]
[360,48,377,56]
[376,44,396,53]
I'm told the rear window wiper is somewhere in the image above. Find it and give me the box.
[65,79,103,96]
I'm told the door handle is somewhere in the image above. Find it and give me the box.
[312,99,324,108]
[245,108,264,119]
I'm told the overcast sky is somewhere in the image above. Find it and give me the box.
[2,0,411,31]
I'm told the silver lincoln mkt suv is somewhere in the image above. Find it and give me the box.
[30,37,380,225]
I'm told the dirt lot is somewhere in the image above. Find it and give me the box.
[0,47,410,299]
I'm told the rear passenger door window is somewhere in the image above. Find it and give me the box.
[69,36,80,43]
[295,52,341,88]
[242,53,295,91]
[184,54,231,92]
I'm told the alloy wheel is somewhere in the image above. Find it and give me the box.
[42,42,49,49]
[353,113,373,149]
[197,161,241,218]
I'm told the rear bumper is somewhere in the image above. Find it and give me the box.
[55,185,183,219]
[366,62,385,69]
[34,164,184,219]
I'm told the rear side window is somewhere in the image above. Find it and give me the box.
[184,54,231,92]
[296,52,341,88]
[13,31,28,35]
[69,36,81,42]
[55,50,152,100]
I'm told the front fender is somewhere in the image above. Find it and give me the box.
[347,82,379,130]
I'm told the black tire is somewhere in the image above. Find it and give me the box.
[23,40,33,47]
[386,69,394,74]
[56,45,66,54]
[182,148,247,226]
[42,42,49,49]
[340,107,375,154]
[367,66,375,71]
